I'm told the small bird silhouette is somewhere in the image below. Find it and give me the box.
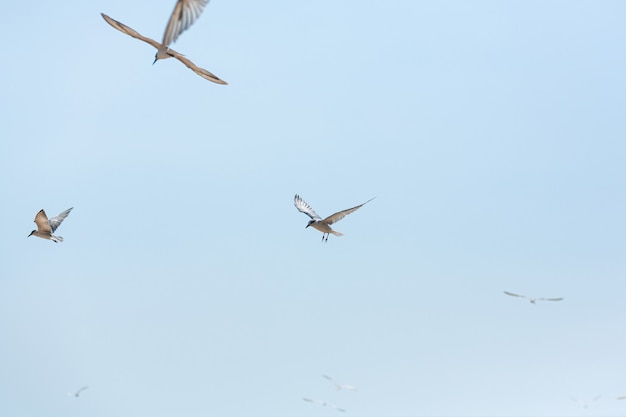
[67,386,88,398]
[503,291,563,304]
[303,397,346,412]
[322,374,357,391]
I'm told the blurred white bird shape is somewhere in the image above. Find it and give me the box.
[294,194,375,242]
[28,208,73,243]
[303,397,346,412]
[101,0,227,84]
[66,386,88,398]
[503,291,563,304]
[322,374,357,391]
[571,395,601,409]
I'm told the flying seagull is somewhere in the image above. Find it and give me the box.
[67,386,88,398]
[101,0,227,84]
[294,194,375,242]
[322,374,357,391]
[503,291,563,304]
[28,208,73,243]
[303,397,346,412]
[571,395,601,409]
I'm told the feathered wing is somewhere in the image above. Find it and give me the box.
[101,13,164,50]
[294,195,322,220]
[324,197,375,225]
[539,297,563,302]
[49,208,73,233]
[503,291,526,299]
[34,210,52,233]
[162,0,209,46]
[168,49,227,84]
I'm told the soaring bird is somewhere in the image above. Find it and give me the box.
[303,397,346,412]
[294,194,375,242]
[503,291,563,304]
[101,0,226,84]
[322,374,357,391]
[28,208,73,243]
[67,386,88,398]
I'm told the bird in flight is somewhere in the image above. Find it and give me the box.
[571,395,601,409]
[303,397,346,412]
[503,291,563,304]
[322,374,357,391]
[67,386,88,398]
[618,395,626,400]
[101,0,227,84]
[28,208,73,243]
[294,194,375,242]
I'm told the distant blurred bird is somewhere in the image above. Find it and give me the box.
[101,0,227,84]
[67,386,88,398]
[294,194,375,242]
[28,208,73,243]
[322,374,357,391]
[303,397,346,412]
[618,395,626,400]
[503,291,563,304]
[571,395,601,409]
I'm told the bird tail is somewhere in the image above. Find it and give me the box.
[331,231,343,236]
[52,235,63,242]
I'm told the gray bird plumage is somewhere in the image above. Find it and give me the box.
[28,208,73,243]
[294,194,375,242]
[101,0,226,84]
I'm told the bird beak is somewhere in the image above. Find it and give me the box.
[305,224,309,228]
[152,57,158,65]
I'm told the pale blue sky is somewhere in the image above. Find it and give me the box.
[1,1,625,416]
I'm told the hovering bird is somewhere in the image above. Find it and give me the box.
[67,386,88,398]
[571,395,601,409]
[322,374,357,391]
[101,0,227,84]
[303,397,346,412]
[503,291,563,304]
[294,194,375,242]
[28,208,73,243]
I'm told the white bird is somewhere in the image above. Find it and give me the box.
[503,291,563,304]
[28,208,73,243]
[67,386,88,398]
[303,397,346,412]
[101,0,226,84]
[294,194,375,242]
[571,395,601,409]
[322,374,357,391]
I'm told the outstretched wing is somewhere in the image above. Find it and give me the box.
[329,403,347,412]
[162,0,209,47]
[294,195,322,220]
[503,291,526,299]
[34,210,52,233]
[101,13,163,50]
[539,297,563,302]
[168,49,227,84]
[49,208,73,233]
[323,197,375,225]
[74,386,88,397]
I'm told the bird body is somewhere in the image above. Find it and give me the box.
[303,397,346,412]
[294,194,375,241]
[28,208,73,243]
[322,374,357,391]
[503,291,563,304]
[101,0,226,84]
